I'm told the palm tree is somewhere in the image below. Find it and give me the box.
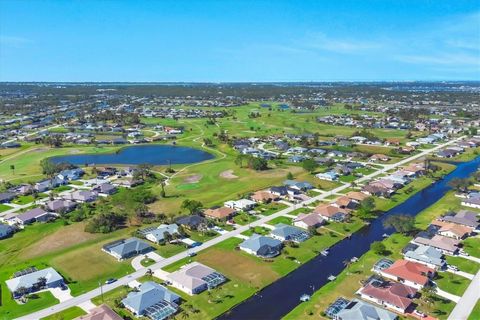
[10,164,15,175]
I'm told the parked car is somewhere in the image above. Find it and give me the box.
[413,310,426,318]
[105,278,117,284]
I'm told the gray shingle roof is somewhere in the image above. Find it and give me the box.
[5,267,63,293]
[122,281,179,315]
[337,299,398,320]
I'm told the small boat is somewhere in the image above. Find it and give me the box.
[299,294,311,302]
[382,233,389,238]
[321,250,329,256]
[328,275,336,281]
[350,257,359,262]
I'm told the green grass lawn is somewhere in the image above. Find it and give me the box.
[445,255,480,275]
[462,237,480,258]
[468,300,480,320]
[267,216,293,226]
[40,306,86,320]
[156,243,188,258]
[12,194,35,205]
[53,185,72,192]
[256,202,288,216]
[242,226,271,236]
[0,290,59,319]
[0,203,12,212]
[232,212,258,225]
[435,272,470,296]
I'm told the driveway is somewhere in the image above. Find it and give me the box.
[49,287,73,303]
[131,252,163,270]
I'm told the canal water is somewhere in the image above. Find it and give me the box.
[50,144,214,166]
[220,156,480,320]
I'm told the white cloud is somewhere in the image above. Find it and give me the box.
[396,53,480,66]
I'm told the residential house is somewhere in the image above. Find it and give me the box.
[403,244,445,269]
[224,199,256,211]
[357,279,417,314]
[413,235,460,255]
[0,192,15,203]
[6,267,64,299]
[102,238,153,261]
[460,197,480,210]
[293,213,325,230]
[283,180,313,191]
[334,196,358,210]
[46,199,77,213]
[362,184,393,198]
[144,224,179,244]
[378,260,435,289]
[250,191,279,203]
[175,215,207,231]
[314,204,349,222]
[346,191,369,203]
[204,206,236,220]
[270,223,310,243]
[315,171,339,181]
[122,281,180,318]
[165,262,226,295]
[94,183,117,195]
[335,299,398,320]
[437,210,479,229]
[269,186,299,197]
[57,168,84,181]
[0,224,14,239]
[432,221,473,240]
[369,154,390,162]
[76,304,122,320]
[239,234,282,258]
[67,190,98,203]
[7,208,57,226]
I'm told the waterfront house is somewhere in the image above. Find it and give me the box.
[413,235,460,255]
[437,210,479,229]
[313,204,349,222]
[270,223,310,243]
[293,213,325,229]
[403,244,445,269]
[335,299,398,320]
[357,278,417,314]
[165,262,226,295]
[460,197,480,209]
[378,260,435,289]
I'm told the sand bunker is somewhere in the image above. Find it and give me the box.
[220,169,238,179]
[184,174,202,183]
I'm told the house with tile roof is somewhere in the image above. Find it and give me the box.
[378,260,435,289]
[357,279,417,314]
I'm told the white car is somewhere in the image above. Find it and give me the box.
[413,310,426,318]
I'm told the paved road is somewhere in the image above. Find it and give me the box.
[17,137,464,320]
[447,269,480,320]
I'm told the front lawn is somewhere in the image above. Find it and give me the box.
[267,216,293,226]
[232,211,258,225]
[462,237,480,258]
[446,255,480,275]
[41,306,86,320]
[0,289,59,319]
[435,272,470,296]
[0,203,12,212]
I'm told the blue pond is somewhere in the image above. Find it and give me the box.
[50,145,214,166]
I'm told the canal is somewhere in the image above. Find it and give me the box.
[220,156,480,320]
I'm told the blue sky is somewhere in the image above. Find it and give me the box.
[0,0,479,82]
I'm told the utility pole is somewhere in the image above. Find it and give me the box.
[99,281,104,303]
